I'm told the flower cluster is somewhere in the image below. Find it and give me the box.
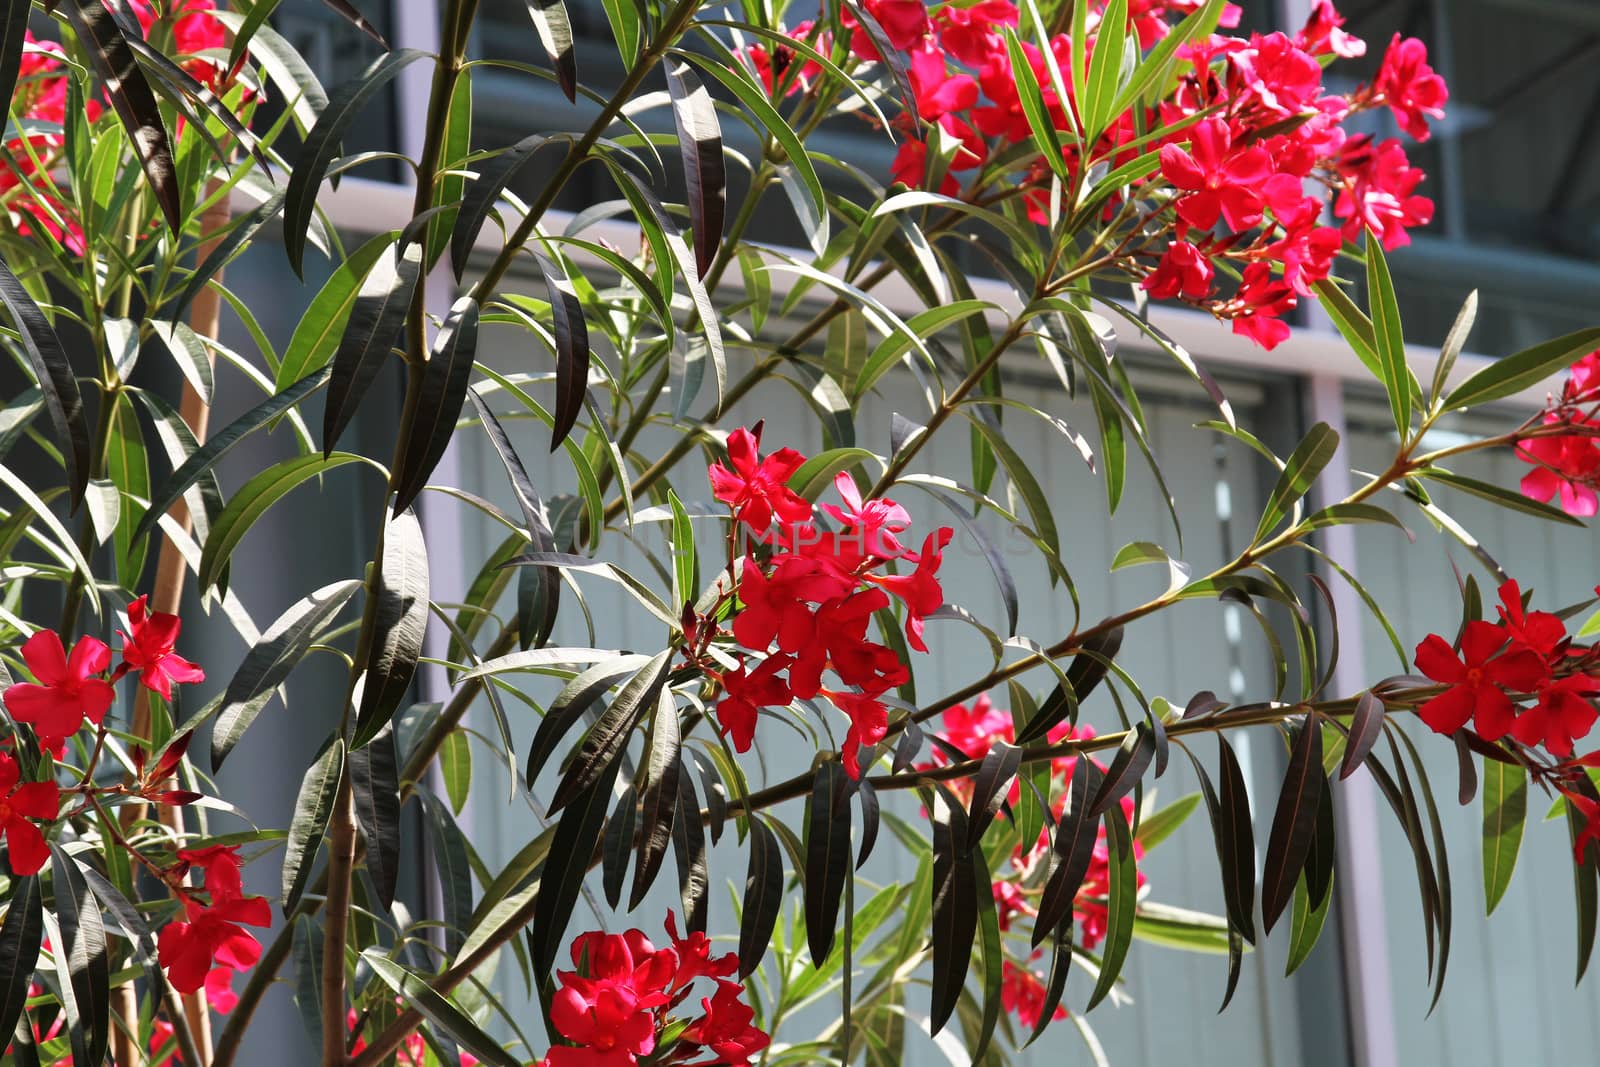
[1414,580,1600,757]
[536,913,768,1067]
[156,845,272,1001]
[918,695,1147,1028]
[0,2,235,251]
[3,595,205,757]
[742,0,1448,350]
[703,425,951,777]
[1517,349,1600,517]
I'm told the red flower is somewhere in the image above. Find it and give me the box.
[1372,34,1447,141]
[117,596,205,699]
[1296,1,1365,58]
[665,910,739,987]
[1001,960,1066,1030]
[2,630,115,754]
[1518,414,1600,518]
[1414,621,1549,739]
[732,556,853,653]
[1334,137,1434,251]
[1496,580,1567,657]
[934,0,1017,66]
[1159,118,1273,233]
[825,689,890,778]
[546,930,675,1067]
[1570,791,1600,865]
[821,472,914,559]
[1512,674,1600,757]
[865,527,952,652]
[157,894,271,994]
[681,980,771,1066]
[789,590,906,699]
[708,426,811,535]
[716,654,793,751]
[909,42,978,120]
[1142,240,1214,300]
[1229,31,1323,116]
[1225,262,1295,350]
[0,753,58,876]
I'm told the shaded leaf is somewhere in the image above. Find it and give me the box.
[0,875,41,1046]
[0,254,90,503]
[631,689,681,909]
[739,817,783,978]
[323,236,424,455]
[929,786,977,1035]
[350,721,401,908]
[1085,807,1137,1010]
[362,953,522,1067]
[48,847,109,1067]
[1340,690,1384,780]
[532,252,589,450]
[393,297,480,512]
[282,740,345,914]
[550,650,672,811]
[964,741,1021,851]
[665,56,724,279]
[1261,716,1324,935]
[805,761,852,966]
[353,508,430,749]
[671,762,709,933]
[602,786,637,909]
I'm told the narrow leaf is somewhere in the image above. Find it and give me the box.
[323,237,424,455]
[1481,757,1526,915]
[1261,716,1325,934]
[351,721,402,908]
[805,761,852,966]
[393,297,480,513]
[739,817,783,978]
[353,508,430,748]
[282,740,345,914]
[665,56,724,279]
[0,255,90,503]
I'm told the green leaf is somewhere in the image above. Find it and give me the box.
[550,650,673,811]
[805,762,853,966]
[969,844,1003,1063]
[526,0,577,99]
[786,448,877,503]
[1429,289,1477,406]
[668,490,696,610]
[440,730,472,816]
[596,0,640,64]
[353,508,431,749]
[739,817,784,978]
[1481,758,1526,915]
[362,952,523,1067]
[282,740,345,914]
[1002,27,1068,180]
[1084,0,1129,137]
[1285,864,1335,975]
[283,49,430,273]
[1085,806,1137,1010]
[1442,326,1600,412]
[1262,717,1326,934]
[1366,240,1414,437]
[1418,466,1585,527]
[0,874,40,1046]
[1255,422,1339,542]
[199,451,371,590]
[0,4,32,133]
[450,135,559,278]
[1131,902,1234,953]
[928,786,977,1035]
[630,688,681,909]
[106,394,149,585]
[211,11,327,136]
[1108,0,1224,116]
[211,578,363,768]
[1312,277,1381,379]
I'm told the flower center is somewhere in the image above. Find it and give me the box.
[1465,666,1485,688]
[0,802,14,821]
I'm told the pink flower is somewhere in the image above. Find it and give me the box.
[1335,137,1434,250]
[1142,240,1215,300]
[117,596,205,699]
[821,472,914,559]
[909,42,978,120]
[1296,1,1365,58]
[1224,263,1295,350]
[708,426,811,535]
[826,689,890,778]
[3,630,115,754]
[1159,118,1272,233]
[1229,31,1323,116]
[1518,414,1600,518]
[0,753,58,876]
[1372,34,1447,141]
[1001,960,1066,1030]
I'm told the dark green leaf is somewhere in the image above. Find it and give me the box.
[1216,737,1257,943]
[323,236,424,454]
[420,790,474,953]
[0,875,41,1045]
[601,787,635,910]
[550,650,672,811]
[106,394,149,584]
[0,254,90,504]
[857,778,880,869]
[72,861,162,998]
[526,655,646,785]
[630,689,681,909]
[0,4,32,131]
[1366,241,1413,436]
[48,847,109,1067]
[1033,756,1103,948]
[282,740,344,914]
[449,134,557,278]
[290,915,323,1046]
[805,761,852,966]
[1340,690,1384,780]
[1261,716,1324,934]
[665,56,723,279]
[63,0,180,233]
[969,844,1002,1062]
[964,741,1021,851]
[739,816,783,978]
[212,579,362,768]
[134,368,332,545]
[362,953,522,1067]
[351,721,402,908]
[278,232,394,391]
[1017,627,1123,744]
[1419,466,1586,527]
[671,761,708,933]
[1089,722,1155,817]
[354,508,430,748]
[393,297,480,512]
[531,252,589,450]
[1569,796,1600,982]
[929,786,977,1035]
[284,49,429,273]
[466,389,559,648]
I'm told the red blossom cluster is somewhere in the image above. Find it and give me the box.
[1414,580,1600,757]
[3,595,205,757]
[918,695,1147,1028]
[1517,350,1600,517]
[702,425,951,777]
[740,0,1448,350]
[0,2,235,251]
[156,845,272,1001]
[536,913,768,1067]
